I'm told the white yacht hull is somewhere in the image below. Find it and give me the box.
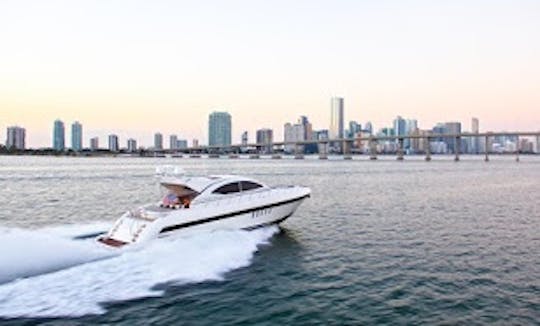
[99,186,310,247]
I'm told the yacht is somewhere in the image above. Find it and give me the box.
[98,173,310,247]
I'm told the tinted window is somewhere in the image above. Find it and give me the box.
[240,181,263,191]
[213,182,241,194]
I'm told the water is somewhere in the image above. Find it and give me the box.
[0,156,539,325]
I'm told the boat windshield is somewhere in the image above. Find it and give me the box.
[160,183,199,208]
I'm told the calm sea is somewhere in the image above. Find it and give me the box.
[0,156,539,325]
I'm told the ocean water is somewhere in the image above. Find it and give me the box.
[0,155,539,325]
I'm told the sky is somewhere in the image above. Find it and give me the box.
[1,0,539,148]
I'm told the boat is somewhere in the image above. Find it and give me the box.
[97,173,310,247]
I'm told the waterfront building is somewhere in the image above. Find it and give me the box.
[176,139,188,149]
[471,117,480,154]
[364,122,373,135]
[208,111,232,146]
[53,119,65,151]
[471,117,479,133]
[329,97,344,140]
[314,129,329,154]
[520,138,534,153]
[241,131,248,151]
[404,119,418,149]
[378,127,394,137]
[127,138,137,152]
[90,137,99,151]
[298,116,313,141]
[284,122,305,153]
[393,116,406,139]
[169,135,178,150]
[444,122,462,153]
[348,121,361,138]
[154,133,163,150]
[256,128,273,154]
[192,139,199,148]
[108,134,119,152]
[71,121,82,151]
[6,126,26,150]
[410,128,433,153]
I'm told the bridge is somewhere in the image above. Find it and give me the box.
[163,131,540,162]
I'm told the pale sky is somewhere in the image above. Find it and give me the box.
[1,0,539,148]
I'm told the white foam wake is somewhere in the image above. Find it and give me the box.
[0,223,278,318]
[0,222,113,285]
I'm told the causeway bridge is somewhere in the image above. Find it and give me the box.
[164,131,540,162]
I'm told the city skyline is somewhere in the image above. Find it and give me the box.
[3,109,539,151]
[1,1,539,147]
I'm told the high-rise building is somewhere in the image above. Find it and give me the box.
[6,126,26,150]
[298,116,313,141]
[404,119,418,149]
[393,116,406,138]
[444,122,462,153]
[329,97,344,139]
[90,137,99,151]
[256,128,273,153]
[364,122,373,135]
[241,131,248,146]
[176,139,188,149]
[154,132,163,150]
[127,138,137,152]
[192,139,199,148]
[169,135,178,150]
[71,121,83,151]
[471,118,479,133]
[53,119,65,151]
[284,122,305,153]
[313,129,329,154]
[348,121,361,138]
[208,111,232,146]
[471,117,480,154]
[108,134,119,152]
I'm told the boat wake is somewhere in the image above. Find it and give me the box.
[0,223,278,318]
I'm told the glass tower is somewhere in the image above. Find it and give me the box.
[71,121,83,151]
[329,97,344,140]
[53,119,65,151]
[208,112,232,146]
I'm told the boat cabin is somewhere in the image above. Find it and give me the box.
[159,175,267,209]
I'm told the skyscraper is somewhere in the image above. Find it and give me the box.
[90,137,99,151]
[404,119,418,149]
[471,117,480,154]
[471,118,479,133]
[393,116,406,138]
[348,121,361,138]
[364,122,373,135]
[298,116,313,141]
[71,121,83,151]
[208,111,232,146]
[154,132,163,150]
[176,139,188,149]
[241,131,248,146]
[284,122,305,153]
[127,138,137,152]
[108,134,119,152]
[256,128,273,153]
[329,97,344,139]
[53,119,65,151]
[6,126,26,150]
[169,134,178,150]
[444,122,462,153]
